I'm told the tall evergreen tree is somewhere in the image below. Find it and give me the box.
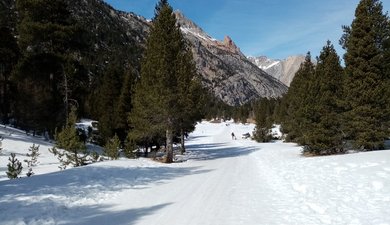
[0,23,19,124]
[13,0,87,133]
[175,48,205,154]
[281,52,316,144]
[382,21,390,130]
[254,98,274,142]
[340,0,390,150]
[303,41,345,155]
[113,67,135,143]
[129,0,199,163]
[96,64,124,143]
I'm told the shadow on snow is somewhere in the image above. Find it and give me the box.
[185,142,258,161]
[0,164,212,224]
[0,197,172,225]
[0,164,212,194]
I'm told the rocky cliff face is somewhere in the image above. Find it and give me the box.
[175,11,287,105]
[248,55,305,86]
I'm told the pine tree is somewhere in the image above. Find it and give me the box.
[54,106,87,168]
[303,41,345,155]
[129,0,198,163]
[0,22,19,124]
[96,64,124,143]
[382,15,390,133]
[254,98,273,142]
[340,0,390,150]
[282,52,316,144]
[6,153,23,179]
[154,0,168,15]
[24,143,40,167]
[123,137,136,159]
[113,67,135,143]
[104,134,120,160]
[13,54,65,134]
[14,0,87,133]
[175,48,205,154]
[272,97,284,124]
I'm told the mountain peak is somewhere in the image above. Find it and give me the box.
[174,10,203,32]
[222,36,240,54]
[248,55,306,86]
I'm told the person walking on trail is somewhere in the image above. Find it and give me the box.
[231,132,236,140]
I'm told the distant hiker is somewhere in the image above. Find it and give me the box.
[231,132,236,140]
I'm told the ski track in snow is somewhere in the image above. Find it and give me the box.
[0,122,390,224]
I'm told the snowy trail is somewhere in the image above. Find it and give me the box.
[103,122,270,225]
[1,121,390,224]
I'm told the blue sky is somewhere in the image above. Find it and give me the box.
[104,0,389,60]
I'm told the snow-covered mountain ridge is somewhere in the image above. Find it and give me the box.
[248,55,306,86]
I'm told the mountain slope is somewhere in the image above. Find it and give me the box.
[65,0,150,75]
[1,0,149,76]
[248,55,306,86]
[176,11,288,105]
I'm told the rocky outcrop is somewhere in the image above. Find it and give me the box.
[248,55,306,86]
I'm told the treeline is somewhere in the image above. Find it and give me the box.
[253,0,390,156]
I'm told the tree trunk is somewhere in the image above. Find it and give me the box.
[180,129,185,154]
[74,149,80,167]
[165,128,173,163]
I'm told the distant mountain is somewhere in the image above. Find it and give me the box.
[248,55,306,86]
[175,11,287,105]
[2,0,287,106]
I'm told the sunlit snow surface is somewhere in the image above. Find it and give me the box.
[0,121,389,225]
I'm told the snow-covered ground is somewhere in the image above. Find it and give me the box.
[0,121,389,225]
